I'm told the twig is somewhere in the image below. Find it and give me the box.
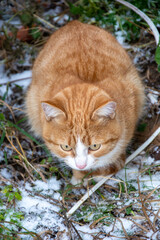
[125,40,156,52]
[115,0,159,45]
[144,185,160,202]
[137,176,156,232]
[117,218,130,240]
[66,127,160,218]
[90,215,113,229]
[33,14,57,30]
[130,219,149,233]
[5,131,43,180]
[153,208,160,230]
[116,204,132,213]
[1,76,31,85]
[70,221,83,240]
[0,99,16,123]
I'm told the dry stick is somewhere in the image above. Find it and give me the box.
[0,99,16,123]
[137,176,156,232]
[115,0,159,45]
[130,219,149,233]
[1,76,32,85]
[153,208,160,230]
[70,221,83,240]
[90,215,113,229]
[144,185,160,202]
[66,127,160,218]
[5,131,42,180]
[33,14,57,30]
[117,218,130,240]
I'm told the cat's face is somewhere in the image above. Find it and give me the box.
[41,85,121,171]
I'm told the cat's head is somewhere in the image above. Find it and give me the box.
[41,84,122,170]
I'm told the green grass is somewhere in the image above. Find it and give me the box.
[68,0,160,42]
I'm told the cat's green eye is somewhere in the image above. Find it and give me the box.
[89,144,101,151]
[60,144,72,151]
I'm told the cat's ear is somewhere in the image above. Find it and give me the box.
[41,102,66,121]
[92,101,117,120]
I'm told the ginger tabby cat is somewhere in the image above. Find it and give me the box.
[26,21,145,185]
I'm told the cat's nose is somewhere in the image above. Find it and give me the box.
[76,163,87,169]
[75,157,87,169]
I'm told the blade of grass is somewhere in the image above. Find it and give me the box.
[7,120,50,154]
[0,130,5,147]
[15,117,27,125]
[4,151,8,164]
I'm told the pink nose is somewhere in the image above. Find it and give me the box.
[76,163,87,169]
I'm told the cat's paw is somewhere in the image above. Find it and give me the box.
[71,176,88,187]
[94,176,104,182]
[71,176,82,185]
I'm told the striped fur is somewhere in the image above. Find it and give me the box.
[25,21,145,184]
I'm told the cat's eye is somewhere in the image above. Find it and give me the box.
[60,144,72,151]
[89,144,101,151]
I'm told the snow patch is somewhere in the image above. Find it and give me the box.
[148,93,159,105]
[0,70,32,87]
[0,168,13,179]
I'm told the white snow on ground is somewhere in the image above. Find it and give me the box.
[54,14,70,25]
[0,69,32,87]
[0,64,32,99]
[1,168,13,179]
[148,92,159,105]
[34,177,61,192]
[1,152,160,239]
[17,177,63,232]
[116,30,126,45]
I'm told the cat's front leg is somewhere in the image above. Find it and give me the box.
[71,169,88,186]
[99,153,126,176]
[85,153,126,183]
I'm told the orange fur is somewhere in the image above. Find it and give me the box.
[26,21,145,183]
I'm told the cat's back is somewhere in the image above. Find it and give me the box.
[33,21,131,84]
[26,20,145,140]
